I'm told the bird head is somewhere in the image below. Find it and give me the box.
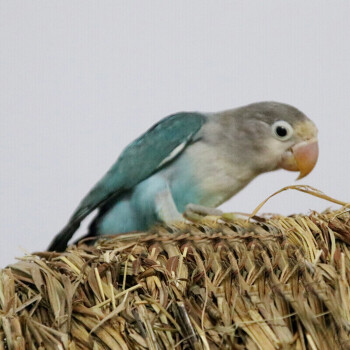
[221,102,319,179]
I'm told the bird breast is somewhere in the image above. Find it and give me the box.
[162,140,256,210]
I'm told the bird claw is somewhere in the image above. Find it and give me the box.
[184,203,223,222]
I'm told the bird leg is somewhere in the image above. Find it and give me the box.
[184,203,223,222]
[155,188,186,224]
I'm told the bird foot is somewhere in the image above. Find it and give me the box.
[184,203,223,222]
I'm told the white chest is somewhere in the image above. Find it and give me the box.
[176,141,256,207]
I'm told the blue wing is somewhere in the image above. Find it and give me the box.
[48,112,206,251]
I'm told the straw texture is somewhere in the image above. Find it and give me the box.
[1,207,350,349]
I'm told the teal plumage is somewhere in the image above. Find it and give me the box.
[49,112,206,251]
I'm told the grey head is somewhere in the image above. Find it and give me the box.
[214,101,319,178]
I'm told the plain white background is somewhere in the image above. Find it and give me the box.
[1,1,349,267]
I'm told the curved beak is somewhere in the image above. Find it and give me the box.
[279,139,319,179]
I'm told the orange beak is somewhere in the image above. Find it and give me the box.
[279,139,319,179]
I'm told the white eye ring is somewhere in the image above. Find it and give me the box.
[271,120,294,141]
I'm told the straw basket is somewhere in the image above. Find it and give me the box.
[1,204,350,349]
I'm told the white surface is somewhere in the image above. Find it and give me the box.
[1,1,349,267]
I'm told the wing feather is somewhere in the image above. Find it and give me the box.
[48,112,206,251]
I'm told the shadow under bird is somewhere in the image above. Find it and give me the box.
[48,101,319,251]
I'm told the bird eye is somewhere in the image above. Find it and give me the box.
[272,121,293,141]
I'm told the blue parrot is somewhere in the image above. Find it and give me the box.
[48,102,318,251]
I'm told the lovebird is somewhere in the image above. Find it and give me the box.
[48,102,318,251]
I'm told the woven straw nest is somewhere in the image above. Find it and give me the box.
[1,188,350,350]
